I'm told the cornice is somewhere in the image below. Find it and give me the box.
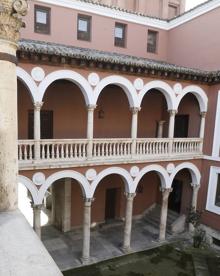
[18,39,220,85]
[35,0,220,30]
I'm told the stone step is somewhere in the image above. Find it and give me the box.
[143,205,180,234]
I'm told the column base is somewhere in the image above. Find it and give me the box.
[121,246,132,254]
[81,256,91,265]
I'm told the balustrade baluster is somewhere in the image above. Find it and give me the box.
[29,145,33,160]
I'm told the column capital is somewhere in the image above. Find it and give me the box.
[87,104,97,111]
[191,183,200,189]
[0,0,28,43]
[157,120,166,126]
[34,101,44,111]
[83,197,95,206]
[130,107,141,114]
[31,203,43,210]
[200,112,207,118]
[160,187,173,199]
[168,110,177,116]
[124,192,136,200]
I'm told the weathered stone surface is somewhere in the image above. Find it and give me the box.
[0,210,62,276]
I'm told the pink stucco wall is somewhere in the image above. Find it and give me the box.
[168,7,220,70]
[21,1,168,62]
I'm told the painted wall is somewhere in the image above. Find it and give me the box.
[21,1,168,62]
[168,7,220,70]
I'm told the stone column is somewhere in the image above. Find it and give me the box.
[168,110,177,154]
[159,188,172,241]
[32,203,43,239]
[123,193,136,253]
[189,183,200,232]
[199,112,206,152]
[82,198,94,264]
[34,101,43,160]
[0,0,28,211]
[87,105,96,159]
[157,120,166,138]
[191,183,200,210]
[131,107,140,156]
[62,178,72,232]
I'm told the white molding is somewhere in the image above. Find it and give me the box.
[175,85,208,112]
[36,0,220,30]
[133,164,169,191]
[18,175,40,205]
[16,67,37,103]
[169,162,201,188]
[138,80,176,110]
[204,155,220,162]
[212,91,220,157]
[38,70,94,104]
[90,167,133,196]
[206,166,220,215]
[93,75,139,108]
[38,170,92,203]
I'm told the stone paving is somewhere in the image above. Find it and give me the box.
[41,219,171,272]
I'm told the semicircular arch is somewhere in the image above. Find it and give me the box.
[138,80,176,110]
[91,167,133,196]
[176,85,208,112]
[93,75,138,108]
[38,70,93,105]
[133,164,169,192]
[38,170,91,204]
[169,162,201,188]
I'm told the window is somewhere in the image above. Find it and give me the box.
[147,30,158,54]
[114,23,126,48]
[215,175,220,207]
[168,4,178,19]
[77,14,91,41]
[34,5,51,34]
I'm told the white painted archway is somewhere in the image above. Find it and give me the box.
[38,170,92,204]
[16,67,37,103]
[133,164,169,192]
[18,175,40,205]
[138,80,176,110]
[90,167,133,196]
[169,162,201,188]
[38,70,94,105]
[93,75,139,108]
[176,85,208,112]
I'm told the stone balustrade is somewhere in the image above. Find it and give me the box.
[18,138,203,168]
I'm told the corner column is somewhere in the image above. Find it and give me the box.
[199,112,206,152]
[32,203,43,239]
[130,107,141,156]
[34,101,43,160]
[82,198,94,264]
[159,188,173,241]
[87,105,96,159]
[123,193,136,253]
[168,110,177,154]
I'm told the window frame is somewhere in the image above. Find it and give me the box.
[114,22,127,48]
[77,14,92,42]
[206,166,220,215]
[34,5,51,35]
[147,30,158,54]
